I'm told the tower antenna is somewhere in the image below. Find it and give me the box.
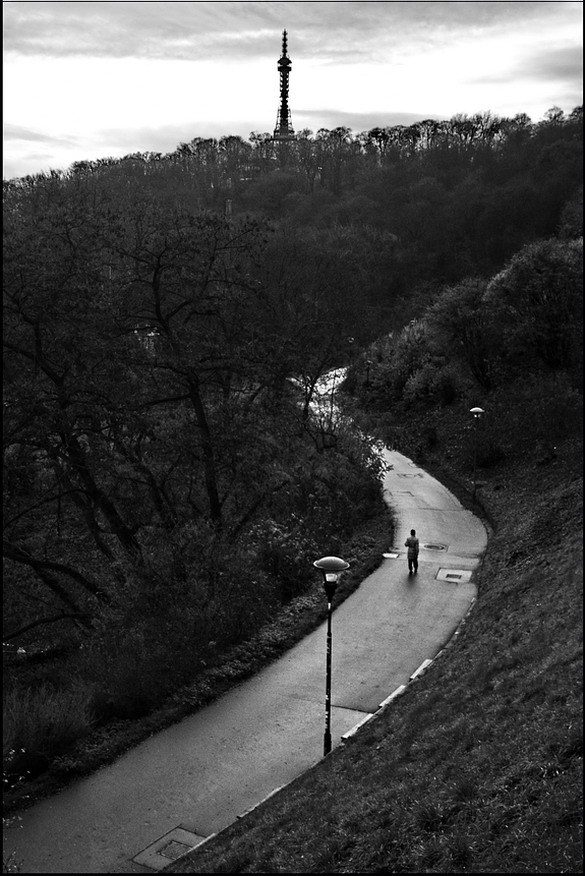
[273,29,295,141]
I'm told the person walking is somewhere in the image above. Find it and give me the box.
[405,529,419,574]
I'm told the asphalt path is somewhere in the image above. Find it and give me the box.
[4,449,487,873]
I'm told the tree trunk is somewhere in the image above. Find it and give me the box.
[187,375,223,527]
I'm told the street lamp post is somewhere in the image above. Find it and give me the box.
[365,359,372,386]
[470,407,485,501]
[347,336,355,365]
[313,555,350,756]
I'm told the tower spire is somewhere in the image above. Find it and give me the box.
[273,29,295,141]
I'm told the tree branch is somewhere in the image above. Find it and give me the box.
[4,612,90,641]
[3,541,110,602]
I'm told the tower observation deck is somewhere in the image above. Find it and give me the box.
[273,29,295,141]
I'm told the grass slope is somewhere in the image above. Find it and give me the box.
[168,401,583,874]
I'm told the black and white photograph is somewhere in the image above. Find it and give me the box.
[3,2,583,873]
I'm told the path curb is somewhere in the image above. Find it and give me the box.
[166,592,480,872]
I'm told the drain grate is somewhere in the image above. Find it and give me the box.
[436,569,472,584]
[160,841,193,861]
[133,827,207,871]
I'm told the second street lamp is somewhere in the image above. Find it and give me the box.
[313,555,350,756]
[470,407,485,502]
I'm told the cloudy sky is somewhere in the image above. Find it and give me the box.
[3,1,583,180]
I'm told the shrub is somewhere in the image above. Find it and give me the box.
[402,360,462,408]
[425,277,495,390]
[77,589,219,721]
[251,519,318,601]
[436,369,459,406]
[484,237,583,374]
[74,538,290,721]
[368,320,431,404]
[3,682,95,784]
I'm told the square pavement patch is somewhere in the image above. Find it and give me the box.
[436,569,473,583]
[133,827,207,870]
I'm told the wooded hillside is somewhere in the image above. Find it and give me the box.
[3,106,582,809]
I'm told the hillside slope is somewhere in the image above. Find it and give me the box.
[169,401,582,874]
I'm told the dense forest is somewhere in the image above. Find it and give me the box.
[3,106,582,792]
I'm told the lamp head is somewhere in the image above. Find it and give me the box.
[313,556,350,599]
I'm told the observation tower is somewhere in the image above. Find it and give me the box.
[273,29,295,141]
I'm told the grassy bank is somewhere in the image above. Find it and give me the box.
[168,399,583,874]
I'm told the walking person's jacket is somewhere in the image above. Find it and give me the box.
[405,536,419,558]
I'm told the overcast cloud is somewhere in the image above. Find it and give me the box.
[4,1,577,60]
[3,1,582,179]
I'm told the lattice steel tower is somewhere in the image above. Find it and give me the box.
[273,29,295,141]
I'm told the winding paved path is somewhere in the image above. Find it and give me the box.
[4,450,487,873]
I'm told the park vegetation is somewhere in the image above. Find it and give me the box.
[3,106,583,870]
[166,110,582,875]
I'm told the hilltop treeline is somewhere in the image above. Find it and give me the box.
[6,106,582,328]
[3,105,582,788]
